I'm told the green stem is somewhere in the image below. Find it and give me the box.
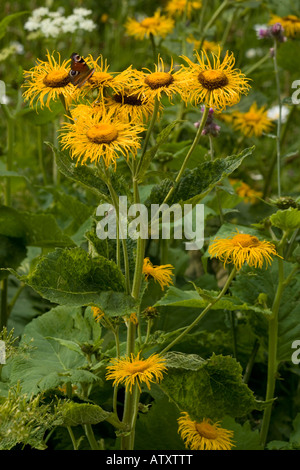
[149,33,157,62]
[197,0,230,52]
[83,423,99,450]
[243,52,270,76]
[162,106,209,207]
[259,246,285,448]
[272,39,282,198]
[209,134,224,224]
[37,126,48,185]
[160,266,237,355]
[0,279,8,331]
[67,426,78,450]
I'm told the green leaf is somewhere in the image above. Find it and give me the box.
[0,234,27,280]
[21,247,126,307]
[147,147,254,206]
[8,306,100,395]
[61,402,111,427]
[47,143,111,201]
[0,11,29,40]
[160,352,265,421]
[154,285,272,316]
[231,262,300,361]
[0,205,75,248]
[270,207,300,232]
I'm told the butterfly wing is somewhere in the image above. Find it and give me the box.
[69,53,95,88]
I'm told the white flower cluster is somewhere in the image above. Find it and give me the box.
[24,7,96,38]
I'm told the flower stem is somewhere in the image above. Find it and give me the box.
[197,0,230,52]
[160,266,237,355]
[259,244,285,448]
[162,105,209,206]
[272,39,282,198]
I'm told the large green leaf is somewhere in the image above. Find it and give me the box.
[231,262,300,361]
[154,285,272,316]
[160,352,266,421]
[8,306,101,395]
[147,147,254,206]
[18,247,127,308]
[61,402,111,427]
[0,205,75,248]
[270,207,300,232]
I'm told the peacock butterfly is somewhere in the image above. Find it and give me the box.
[69,52,95,88]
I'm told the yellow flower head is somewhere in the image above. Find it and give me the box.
[106,352,167,392]
[231,102,273,137]
[60,109,144,168]
[229,179,262,204]
[178,412,235,450]
[269,14,300,38]
[208,230,280,270]
[125,10,174,40]
[165,0,202,18]
[105,88,159,123]
[91,306,105,322]
[131,56,190,103]
[143,257,174,290]
[22,50,77,109]
[181,49,251,111]
[186,36,220,55]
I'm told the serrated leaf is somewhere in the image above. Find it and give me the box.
[270,207,300,232]
[21,247,126,307]
[0,205,75,248]
[8,306,100,395]
[160,352,264,421]
[147,147,254,206]
[61,402,111,427]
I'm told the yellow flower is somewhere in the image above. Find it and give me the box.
[131,56,190,103]
[229,179,262,204]
[105,88,159,123]
[231,102,273,137]
[60,110,144,168]
[143,257,174,290]
[187,36,220,55]
[91,306,105,322]
[77,54,135,100]
[181,49,250,111]
[178,412,235,450]
[22,50,76,109]
[165,0,202,18]
[269,14,300,38]
[125,10,174,40]
[106,352,167,392]
[208,231,279,270]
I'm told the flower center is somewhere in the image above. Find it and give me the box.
[243,112,262,124]
[283,15,300,23]
[89,71,113,85]
[195,421,218,440]
[86,123,118,144]
[232,234,260,247]
[43,70,70,88]
[144,72,174,89]
[113,92,143,106]
[140,17,159,29]
[198,69,229,90]
[127,360,149,374]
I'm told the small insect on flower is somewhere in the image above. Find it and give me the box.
[22,50,77,109]
[231,102,274,137]
[208,231,280,270]
[178,412,235,450]
[143,257,174,290]
[180,48,250,111]
[60,109,145,169]
[125,10,175,40]
[106,352,167,393]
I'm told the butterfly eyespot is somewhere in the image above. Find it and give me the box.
[70,70,78,76]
